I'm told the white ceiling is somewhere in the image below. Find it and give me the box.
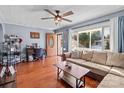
[0,5,124,30]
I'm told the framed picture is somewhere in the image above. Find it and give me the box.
[30,32,40,39]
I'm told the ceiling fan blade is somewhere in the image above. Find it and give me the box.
[62,11,73,17]
[41,17,54,20]
[44,9,56,16]
[62,18,72,22]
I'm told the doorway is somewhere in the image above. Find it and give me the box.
[57,33,63,55]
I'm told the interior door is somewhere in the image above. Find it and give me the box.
[46,33,57,57]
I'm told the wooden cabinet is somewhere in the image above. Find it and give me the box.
[26,48,45,62]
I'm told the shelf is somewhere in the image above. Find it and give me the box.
[0,74,16,87]
[59,72,84,88]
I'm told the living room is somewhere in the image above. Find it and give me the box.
[0,3,124,90]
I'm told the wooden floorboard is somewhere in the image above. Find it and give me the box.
[1,56,99,88]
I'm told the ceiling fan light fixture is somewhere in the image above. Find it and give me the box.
[57,17,61,21]
[54,16,62,25]
[42,9,73,25]
[55,16,61,21]
[54,19,60,25]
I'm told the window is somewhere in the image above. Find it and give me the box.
[79,32,90,48]
[71,32,78,49]
[103,27,110,50]
[91,30,102,49]
[76,27,110,50]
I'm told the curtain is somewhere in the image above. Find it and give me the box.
[118,16,124,53]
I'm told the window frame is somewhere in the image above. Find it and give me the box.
[102,26,111,51]
[73,26,111,51]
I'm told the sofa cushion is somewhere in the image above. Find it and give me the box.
[66,58,86,65]
[91,51,107,65]
[110,67,124,77]
[66,58,111,72]
[81,50,93,61]
[98,74,124,88]
[106,52,124,68]
[106,52,119,66]
[71,51,82,59]
[81,61,111,72]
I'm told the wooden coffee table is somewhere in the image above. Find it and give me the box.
[54,61,90,88]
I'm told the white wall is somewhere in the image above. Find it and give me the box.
[0,24,3,43]
[71,21,111,32]
[110,17,118,52]
[4,23,53,51]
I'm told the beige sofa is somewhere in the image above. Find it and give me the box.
[64,50,124,88]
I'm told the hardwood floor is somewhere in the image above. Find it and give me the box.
[15,56,99,88]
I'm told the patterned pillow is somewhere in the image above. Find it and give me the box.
[71,51,82,59]
[81,50,93,61]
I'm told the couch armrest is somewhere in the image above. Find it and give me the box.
[65,52,71,57]
[63,52,71,59]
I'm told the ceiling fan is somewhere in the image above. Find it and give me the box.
[41,9,74,25]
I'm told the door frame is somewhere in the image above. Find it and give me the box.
[57,33,63,55]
